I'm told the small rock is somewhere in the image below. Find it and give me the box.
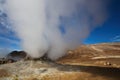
[104,62,112,66]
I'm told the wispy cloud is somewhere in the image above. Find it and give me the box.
[0,36,19,45]
[115,39,120,42]
[111,35,120,42]
[0,16,12,31]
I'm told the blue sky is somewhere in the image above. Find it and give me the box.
[0,0,120,51]
[84,0,120,44]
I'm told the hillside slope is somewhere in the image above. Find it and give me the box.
[58,43,120,68]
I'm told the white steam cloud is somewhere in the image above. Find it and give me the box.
[2,0,109,60]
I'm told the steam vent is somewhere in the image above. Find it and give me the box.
[0,0,120,80]
[0,43,120,80]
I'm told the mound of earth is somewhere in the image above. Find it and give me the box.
[6,51,27,61]
[0,51,27,64]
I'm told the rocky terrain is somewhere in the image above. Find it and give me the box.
[58,43,120,68]
[0,42,120,80]
[0,51,27,64]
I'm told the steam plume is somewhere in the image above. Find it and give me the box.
[2,0,108,60]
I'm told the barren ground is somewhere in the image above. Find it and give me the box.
[0,43,120,80]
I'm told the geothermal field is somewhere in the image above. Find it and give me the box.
[0,0,120,80]
[0,43,120,80]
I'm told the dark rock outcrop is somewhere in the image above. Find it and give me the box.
[6,51,27,61]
